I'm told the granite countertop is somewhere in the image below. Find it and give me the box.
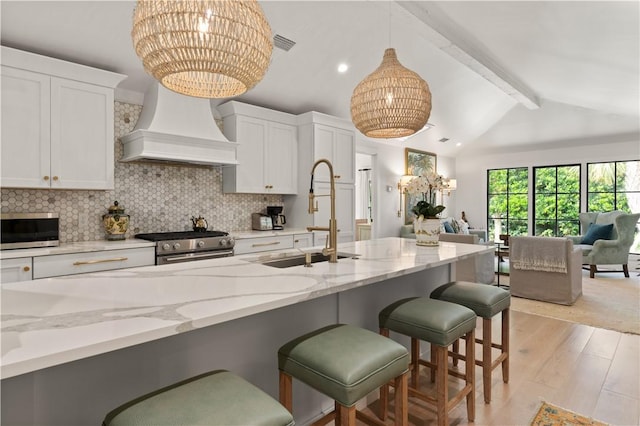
[0,237,492,379]
[0,239,156,260]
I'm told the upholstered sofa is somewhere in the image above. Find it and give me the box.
[400,217,487,242]
[438,233,494,284]
[567,210,640,278]
[510,236,582,305]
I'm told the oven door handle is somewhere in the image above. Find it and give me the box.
[163,251,233,262]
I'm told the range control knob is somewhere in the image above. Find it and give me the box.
[227,237,235,246]
[162,243,171,251]
[197,240,205,248]
[173,243,181,250]
[220,238,228,247]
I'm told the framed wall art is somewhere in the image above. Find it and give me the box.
[404,148,437,224]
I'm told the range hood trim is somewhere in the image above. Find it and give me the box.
[120,129,239,166]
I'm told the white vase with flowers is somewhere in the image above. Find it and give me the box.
[405,171,447,246]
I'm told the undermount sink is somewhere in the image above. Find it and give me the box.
[256,252,357,268]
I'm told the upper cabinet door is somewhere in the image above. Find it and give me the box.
[266,121,297,194]
[1,67,51,188]
[234,115,268,193]
[51,77,115,189]
[312,124,355,184]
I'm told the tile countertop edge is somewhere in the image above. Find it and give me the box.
[0,238,493,379]
[0,239,156,259]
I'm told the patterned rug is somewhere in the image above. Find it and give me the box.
[530,401,609,425]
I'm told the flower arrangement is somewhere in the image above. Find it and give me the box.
[405,171,447,219]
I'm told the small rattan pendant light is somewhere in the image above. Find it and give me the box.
[131,0,273,99]
[351,48,432,138]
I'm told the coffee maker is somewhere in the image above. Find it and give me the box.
[266,206,286,230]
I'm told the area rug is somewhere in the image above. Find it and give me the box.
[507,273,640,334]
[530,401,608,425]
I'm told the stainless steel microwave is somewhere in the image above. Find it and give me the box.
[1,213,60,249]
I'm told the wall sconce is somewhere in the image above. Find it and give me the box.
[443,178,457,196]
[397,175,415,217]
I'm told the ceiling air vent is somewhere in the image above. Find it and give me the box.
[274,34,296,51]
[439,138,450,143]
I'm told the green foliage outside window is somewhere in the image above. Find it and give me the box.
[487,167,528,240]
[534,165,580,237]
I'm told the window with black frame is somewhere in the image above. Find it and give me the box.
[533,164,580,237]
[487,167,528,241]
[587,160,640,213]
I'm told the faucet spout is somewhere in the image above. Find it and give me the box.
[308,159,338,263]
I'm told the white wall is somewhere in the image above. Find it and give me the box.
[455,139,640,233]
[356,137,457,238]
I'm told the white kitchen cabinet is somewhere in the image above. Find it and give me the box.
[219,101,297,194]
[233,234,294,255]
[283,112,356,244]
[33,247,155,279]
[1,257,33,283]
[310,123,355,184]
[293,233,313,249]
[0,46,125,189]
[310,182,355,244]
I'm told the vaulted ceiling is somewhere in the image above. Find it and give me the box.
[1,1,638,157]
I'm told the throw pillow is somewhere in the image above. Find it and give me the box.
[450,219,460,233]
[580,223,614,245]
[457,219,470,234]
[443,221,454,233]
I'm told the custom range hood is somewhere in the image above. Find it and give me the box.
[120,83,237,166]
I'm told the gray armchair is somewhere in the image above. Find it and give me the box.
[568,211,640,278]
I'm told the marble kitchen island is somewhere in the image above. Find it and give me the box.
[1,237,492,425]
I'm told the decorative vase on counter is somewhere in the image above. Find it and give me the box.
[102,201,129,241]
[414,216,440,246]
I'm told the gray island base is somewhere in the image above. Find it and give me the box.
[1,238,492,425]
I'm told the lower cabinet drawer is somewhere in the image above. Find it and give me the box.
[234,235,294,255]
[33,247,155,279]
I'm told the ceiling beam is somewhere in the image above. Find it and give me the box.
[397,1,540,110]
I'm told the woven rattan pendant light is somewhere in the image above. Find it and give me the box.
[132,0,273,99]
[351,48,432,138]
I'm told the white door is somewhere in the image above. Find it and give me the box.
[266,122,297,194]
[0,258,33,283]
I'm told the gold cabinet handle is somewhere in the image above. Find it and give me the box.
[73,257,128,266]
[52,176,59,181]
[334,175,341,179]
[294,239,299,243]
[251,241,280,248]
[43,176,50,181]
[23,266,30,272]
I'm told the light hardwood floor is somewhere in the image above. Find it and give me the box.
[361,309,640,425]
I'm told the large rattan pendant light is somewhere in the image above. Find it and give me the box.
[132,0,273,99]
[351,48,432,138]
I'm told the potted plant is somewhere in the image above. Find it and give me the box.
[405,171,447,246]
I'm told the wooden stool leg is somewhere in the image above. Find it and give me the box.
[435,345,448,426]
[482,318,492,404]
[412,338,421,388]
[279,371,293,412]
[394,371,408,426]
[502,308,510,383]
[337,404,356,426]
[452,339,460,367]
[465,330,475,422]
[623,264,630,278]
[590,264,596,278]
[430,342,436,383]
[379,328,390,421]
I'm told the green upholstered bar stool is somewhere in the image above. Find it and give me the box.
[278,324,409,426]
[430,281,511,403]
[379,297,477,426]
[103,370,294,426]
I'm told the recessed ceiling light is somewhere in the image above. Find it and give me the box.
[456,142,462,147]
[337,63,349,73]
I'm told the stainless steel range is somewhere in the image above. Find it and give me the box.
[135,231,235,265]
